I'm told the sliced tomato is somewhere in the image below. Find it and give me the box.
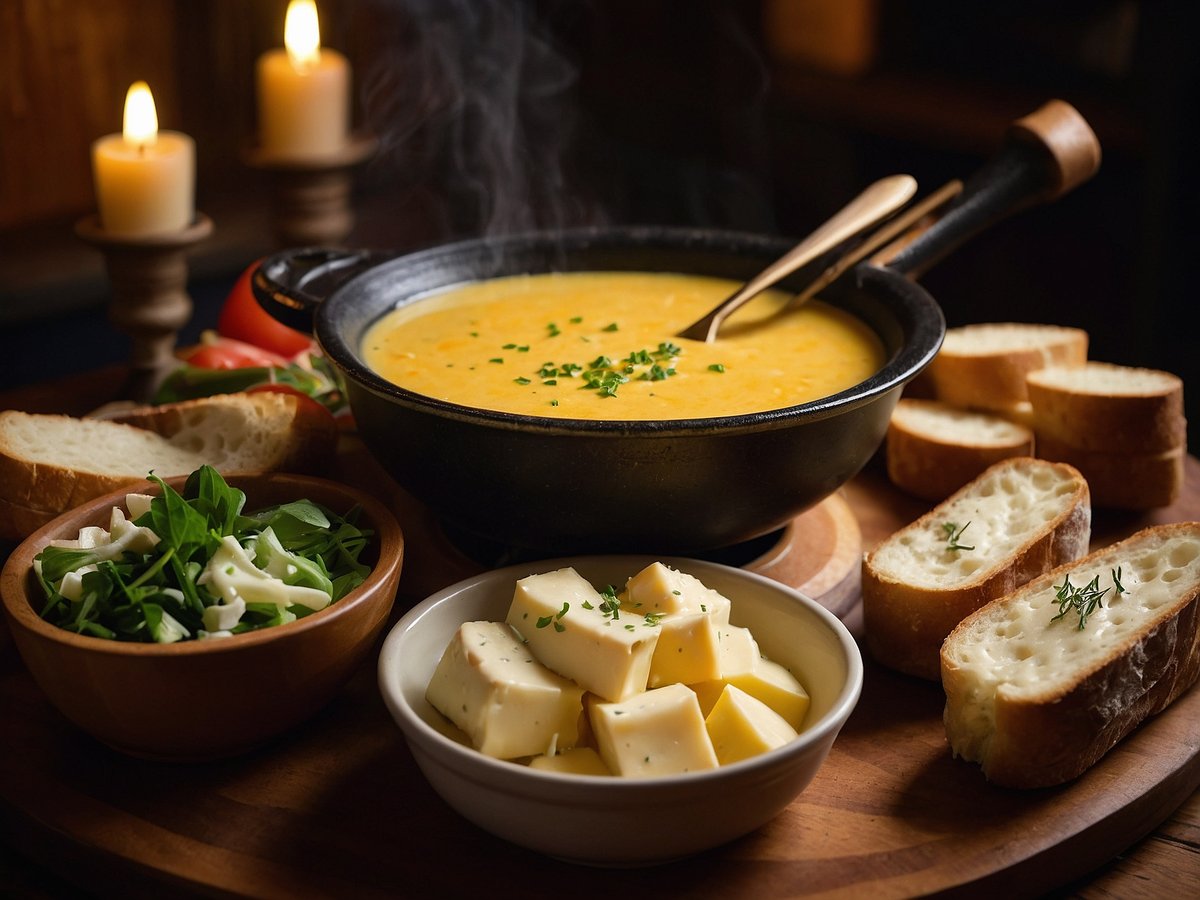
[181,335,292,370]
[217,259,316,357]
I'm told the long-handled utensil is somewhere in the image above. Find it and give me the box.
[790,179,964,307]
[676,173,918,342]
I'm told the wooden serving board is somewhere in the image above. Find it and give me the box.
[2,446,1199,897]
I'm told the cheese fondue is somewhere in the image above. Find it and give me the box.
[361,271,884,420]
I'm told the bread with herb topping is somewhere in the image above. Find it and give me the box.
[862,457,1091,680]
[941,522,1200,788]
[926,322,1088,411]
[885,399,1035,501]
[0,392,336,542]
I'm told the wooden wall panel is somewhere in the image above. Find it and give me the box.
[0,0,359,231]
[0,0,180,228]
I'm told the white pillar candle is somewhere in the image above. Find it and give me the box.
[256,0,351,159]
[91,81,195,236]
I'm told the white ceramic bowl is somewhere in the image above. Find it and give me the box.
[377,555,862,866]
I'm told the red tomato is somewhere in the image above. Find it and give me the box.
[217,260,316,357]
[182,336,291,370]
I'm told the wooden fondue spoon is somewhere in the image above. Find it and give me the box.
[676,173,918,343]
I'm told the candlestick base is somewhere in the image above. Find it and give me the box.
[75,213,214,403]
[245,133,378,248]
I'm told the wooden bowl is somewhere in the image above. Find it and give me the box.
[0,473,404,761]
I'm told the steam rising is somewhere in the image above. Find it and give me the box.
[361,0,597,240]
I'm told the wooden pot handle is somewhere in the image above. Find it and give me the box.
[883,98,1102,279]
[1010,98,1104,200]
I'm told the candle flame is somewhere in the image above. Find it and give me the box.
[122,81,159,149]
[285,0,322,69]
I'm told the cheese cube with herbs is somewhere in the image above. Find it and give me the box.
[623,562,732,688]
[705,684,799,765]
[528,746,612,776]
[645,610,724,688]
[590,682,719,777]
[506,567,660,701]
[426,621,585,759]
[622,561,732,623]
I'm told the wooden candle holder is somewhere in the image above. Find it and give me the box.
[75,213,214,403]
[245,133,377,248]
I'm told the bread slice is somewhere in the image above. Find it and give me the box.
[941,522,1200,788]
[1035,433,1184,510]
[862,457,1091,680]
[927,323,1088,411]
[1027,361,1186,454]
[0,392,336,541]
[886,399,1035,502]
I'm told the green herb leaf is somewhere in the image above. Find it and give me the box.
[1050,572,1112,630]
[942,521,975,552]
[32,466,374,642]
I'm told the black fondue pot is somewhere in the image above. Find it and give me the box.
[254,101,1099,555]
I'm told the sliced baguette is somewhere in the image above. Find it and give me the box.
[1035,433,1184,510]
[886,399,1035,502]
[1027,361,1186,454]
[927,323,1088,411]
[862,457,1091,680]
[0,392,336,541]
[941,522,1200,788]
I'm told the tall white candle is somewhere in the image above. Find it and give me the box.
[256,0,351,159]
[91,81,195,236]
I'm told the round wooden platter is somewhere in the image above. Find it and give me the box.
[2,457,1199,898]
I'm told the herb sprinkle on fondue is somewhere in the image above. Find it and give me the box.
[361,271,884,420]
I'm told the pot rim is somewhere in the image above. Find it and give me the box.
[315,225,945,435]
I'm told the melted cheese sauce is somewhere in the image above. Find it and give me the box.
[361,271,885,420]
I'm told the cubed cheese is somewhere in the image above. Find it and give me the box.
[589,682,718,777]
[624,562,733,688]
[426,621,585,759]
[528,746,611,776]
[506,567,659,701]
[646,610,723,688]
[689,624,762,715]
[728,658,811,732]
[622,561,731,623]
[705,684,798,765]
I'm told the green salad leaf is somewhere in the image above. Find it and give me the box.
[33,466,374,643]
[151,356,347,416]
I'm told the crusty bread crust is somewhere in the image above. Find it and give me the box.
[886,399,1035,502]
[1027,362,1185,454]
[1035,433,1184,510]
[941,522,1200,788]
[111,392,336,474]
[0,415,185,512]
[927,323,1088,411]
[863,457,1091,680]
[0,393,336,543]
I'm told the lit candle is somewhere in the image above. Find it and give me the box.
[256,0,351,159]
[91,81,196,236]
